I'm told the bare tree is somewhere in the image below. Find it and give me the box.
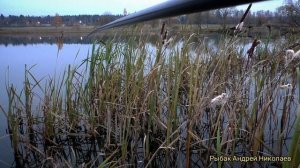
[215,7,235,29]
[54,13,62,27]
[280,0,300,26]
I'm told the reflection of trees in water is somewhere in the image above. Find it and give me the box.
[8,122,109,167]
[56,31,64,53]
[0,33,225,47]
[0,34,162,46]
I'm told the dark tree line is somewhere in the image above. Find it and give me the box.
[183,3,299,28]
[0,14,122,27]
[0,1,299,28]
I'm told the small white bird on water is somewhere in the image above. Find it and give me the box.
[210,93,229,109]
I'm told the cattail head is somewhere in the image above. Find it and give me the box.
[286,49,294,56]
[234,22,244,34]
[284,49,294,65]
[210,93,229,109]
[162,30,168,44]
[160,22,165,38]
[255,39,261,45]
[293,49,300,58]
[267,25,271,32]
[279,84,292,89]
[236,22,244,31]
[247,39,261,59]
[164,37,173,46]
[285,49,295,61]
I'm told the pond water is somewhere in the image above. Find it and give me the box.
[0,43,92,167]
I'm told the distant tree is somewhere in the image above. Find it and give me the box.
[98,12,119,25]
[215,7,235,29]
[203,11,213,26]
[19,14,26,25]
[255,10,267,26]
[124,8,128,16]
[46,15,51,24]
[277,0,300,26]
[54,13,62,27]
[186,13,201,25]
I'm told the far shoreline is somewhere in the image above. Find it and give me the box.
[0,24,298,41]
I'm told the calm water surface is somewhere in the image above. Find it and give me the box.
[0,43,91,167]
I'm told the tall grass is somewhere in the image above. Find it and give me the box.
[1,26,300,167]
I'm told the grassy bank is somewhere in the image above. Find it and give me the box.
[1,26,300,167]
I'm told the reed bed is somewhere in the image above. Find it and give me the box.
[1,26,300,167]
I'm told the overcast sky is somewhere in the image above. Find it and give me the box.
[0,0,284,16]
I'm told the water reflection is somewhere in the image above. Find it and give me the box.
[0,34,159,46]
[0,32,228,47]
[56,31,64,53]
